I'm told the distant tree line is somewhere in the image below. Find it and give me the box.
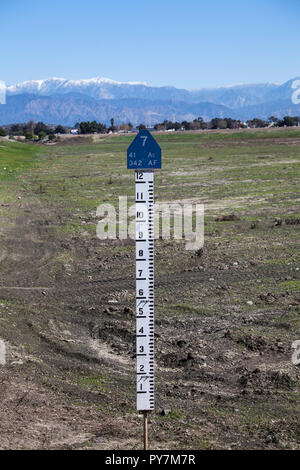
[1,115,299,140]
[1,118,135,139]
[76,121,107,134]
[3,121,67,140]
[152,115,300,131]
[154,117,246,131]
[267,115,300,127]
[76,119,133,134]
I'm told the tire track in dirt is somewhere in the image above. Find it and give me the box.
[55,263,297,296]
[1,263,292,300]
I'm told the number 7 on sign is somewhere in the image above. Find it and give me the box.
[140,135,148,146]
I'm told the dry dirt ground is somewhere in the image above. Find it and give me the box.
[0,128,299,449]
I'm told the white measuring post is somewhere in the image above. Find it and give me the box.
[135,169,155,411]
[127,130,161,449]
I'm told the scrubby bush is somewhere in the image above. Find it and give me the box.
[38,131,47,140]
[25,132,34,140]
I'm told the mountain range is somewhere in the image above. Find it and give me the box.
[1,76,300,126]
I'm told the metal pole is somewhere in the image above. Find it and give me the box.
[143,411,149,450]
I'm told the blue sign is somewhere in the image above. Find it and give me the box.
[127,129,161,170]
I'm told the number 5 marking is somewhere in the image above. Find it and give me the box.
[140,136,148,147]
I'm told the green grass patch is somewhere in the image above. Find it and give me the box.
[159,303,212,317]
[0,142,44,180]
[77,373,108,391]
[165,408,183,419]
[279,280,300,291]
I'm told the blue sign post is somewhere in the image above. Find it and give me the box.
[127,129,161,170]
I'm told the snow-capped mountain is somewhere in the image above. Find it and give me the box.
[5,76,282,107]
[1,76,300,126]
[7,77,191,102]
[6,77,150,100]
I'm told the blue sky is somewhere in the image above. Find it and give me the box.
[1,0,299,89]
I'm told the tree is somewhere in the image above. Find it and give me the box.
[268,116,279,125]
[0,127,6,137]
[181,121,191,130]
[224,118,233,129]
[154,122,164,131]
[109,117,116,132]
[246,118,268,128]
[79,121,107,134]
[34,122,49,135]
[196,117,205,129]
[54,125,66,134]
[28,120,35,135]
[38,131,47,140]
[79,121,89,134]
[190,119,201,130]
[211,118,227,129]
[9,124,23,136]
[276,116,299,127]
[283,116,299,127]
[25,131,34,140]
[136,123,146,130]
[22,121,35,135]
[119,122,133,132]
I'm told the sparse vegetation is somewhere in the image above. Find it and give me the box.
[0,127,299,450]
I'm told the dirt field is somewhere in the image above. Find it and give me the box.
[0,127,299,450]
